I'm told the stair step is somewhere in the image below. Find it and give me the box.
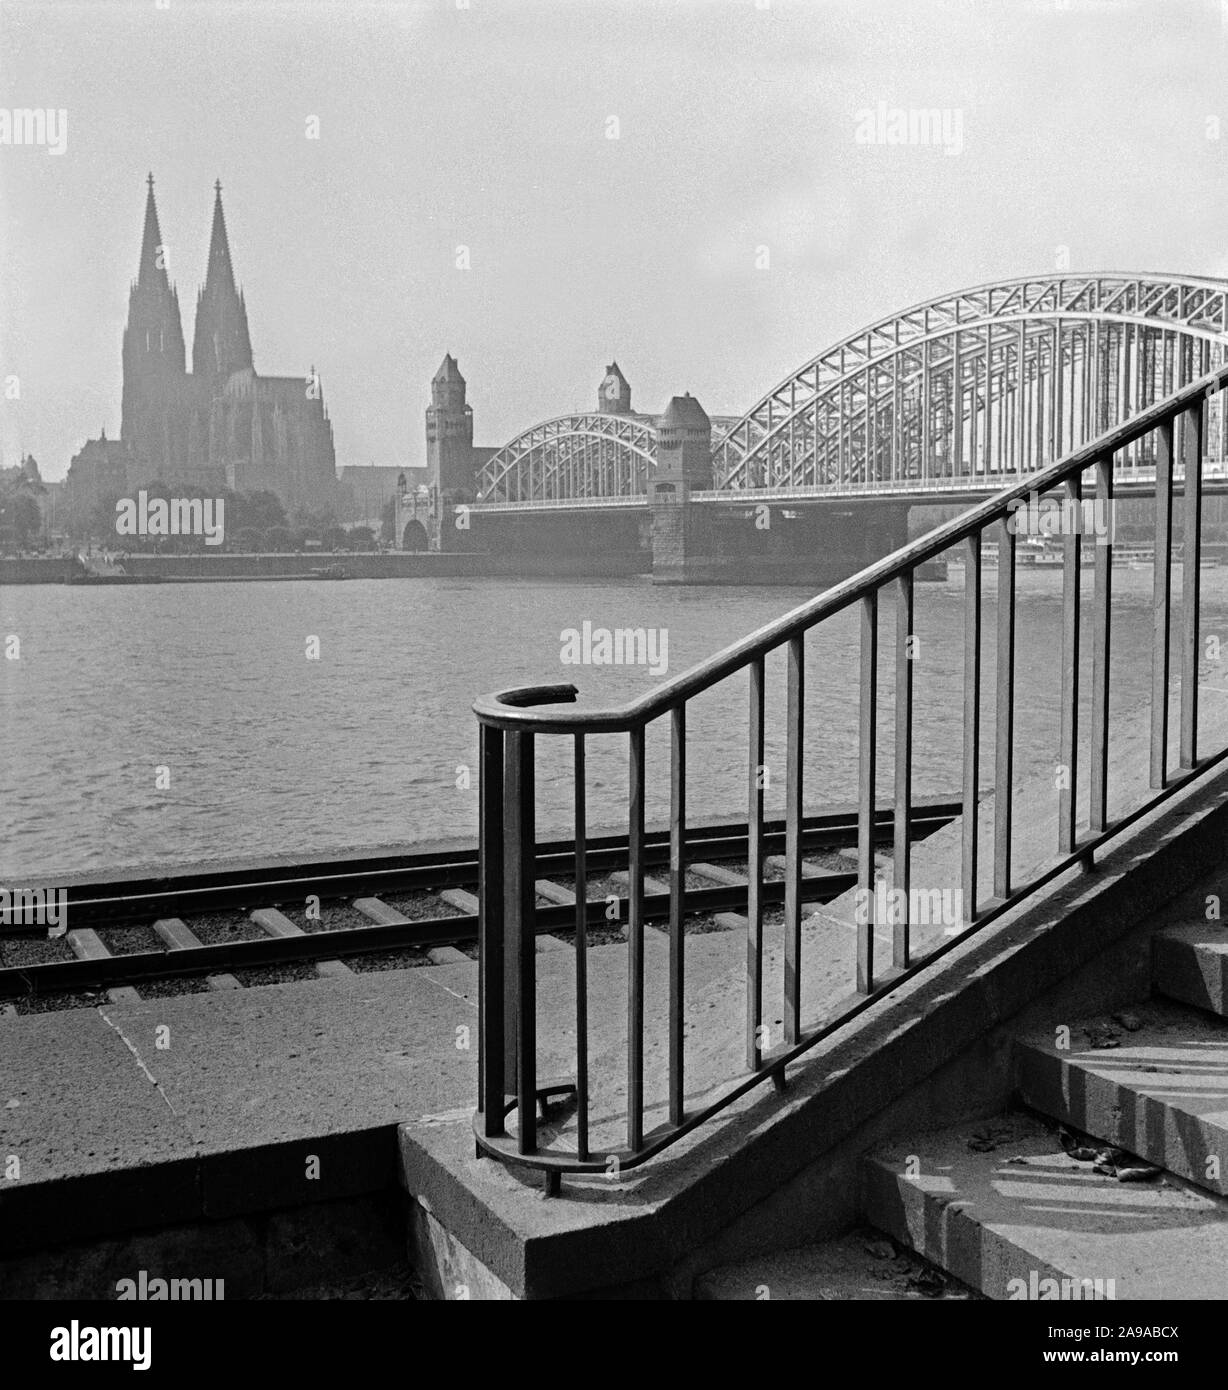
[1015,1009,1228,1197]
[694,1230,982,1301]
[1153,924,1228,1019]
[862,1112,1228,1300]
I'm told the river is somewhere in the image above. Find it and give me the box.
[2,566,1223,879]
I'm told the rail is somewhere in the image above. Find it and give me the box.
[473,362,1228,1194]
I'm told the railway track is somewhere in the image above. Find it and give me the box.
[0,798,959,1010]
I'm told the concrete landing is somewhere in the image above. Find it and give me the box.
[0,960,481,1254]
[1153,923,1228,1019]
[862,1112,1228,1300]
[1015,1004,1228,1197]
[0,926,753,1261]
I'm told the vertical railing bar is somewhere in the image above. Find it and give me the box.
[1089,455,1113,832]
[573,734,589,1163]
[784,636,804,1043]
[961,534,982,923]
[627,725,646,1152]
[505,730,537,1155]
[668,706,686,1128]
[1058,473,1082,856]
[1180,401,1204,768]
[857,593,878,993]
[993,519,1015,899]
[478,723,506,1138]
[1151,418,1173,789]
[747,657,766,1069]
[892,573,913,969]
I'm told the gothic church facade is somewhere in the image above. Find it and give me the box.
[115,175,336,515]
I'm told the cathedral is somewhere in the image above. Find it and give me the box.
[87,174,337,517]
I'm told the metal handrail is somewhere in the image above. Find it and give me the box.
[473,360,1228,1194]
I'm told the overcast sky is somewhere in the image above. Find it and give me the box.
[2,0,1226,481]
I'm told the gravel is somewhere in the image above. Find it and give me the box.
[381,892,466,920]
[136,976,212,999]
[288,902,377,933]
[1,934,76,967]
[348,947,432,972]
[182,912,265,945]
[16,990,106,1014]
[230,962,320,987]
[254,1264,424,1301]
[97,924,164,956]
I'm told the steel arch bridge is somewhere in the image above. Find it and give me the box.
[714,272,1228,495]
[475,273,1228,509]
[478,412,659,504]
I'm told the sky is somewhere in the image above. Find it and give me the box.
[1,0,1226,481]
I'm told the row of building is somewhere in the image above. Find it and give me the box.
[46,176,643,544]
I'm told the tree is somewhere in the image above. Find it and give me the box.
[347,525,376,550]
[266,526,294,552]
[0,491,42,552]
[379,497,397,544]
[235,527,265,552]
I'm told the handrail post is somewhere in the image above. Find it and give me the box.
[504,730,537,1153]
[477,722,507,1138]
[1180,400,1204,768]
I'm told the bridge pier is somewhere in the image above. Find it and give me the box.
[653,494,911,586]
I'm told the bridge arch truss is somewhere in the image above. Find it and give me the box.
[477,412,659,503]
[712,273,1228,493]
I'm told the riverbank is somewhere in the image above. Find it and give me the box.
[0,552,492,584]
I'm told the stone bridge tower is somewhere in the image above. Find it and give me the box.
[650,392,716,583]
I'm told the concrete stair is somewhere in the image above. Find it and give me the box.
[860,1111,1228,1300]
[698,906,1228,1301]
[858,909,1228,1300]
[1153,922,1228,1019]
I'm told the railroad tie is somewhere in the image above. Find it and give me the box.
[535,879,575,906]
[250,907,352,980]
[152,917,241,991]
[604,869,669,934]
[66,925,167,1004]
[608,868,671,897]
[352,897,468,966]
[352,896,408,926]
[688,861,747,888]
[763,854,829,879]
[67,928,110,961]
[530,882,575,952]
[835,847,892,872]
[437,887,479,915]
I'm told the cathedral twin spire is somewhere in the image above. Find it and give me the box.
[131,174,253,385]
[192,178,253,383]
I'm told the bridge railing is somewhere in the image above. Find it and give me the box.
[472,362,1228,1195]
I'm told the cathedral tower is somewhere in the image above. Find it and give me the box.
[192,181,253,384]
[425,354,475,497]
[121,174,187,459]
